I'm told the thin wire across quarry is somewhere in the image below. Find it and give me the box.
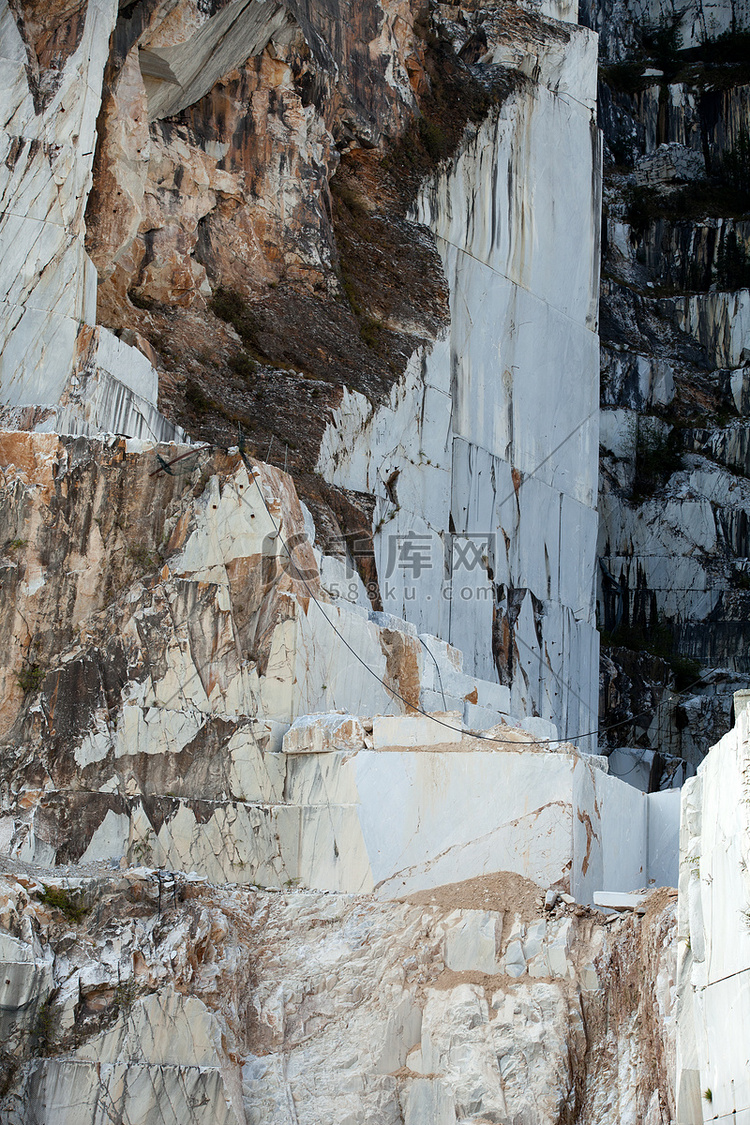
[147,436,709,755]
[242,451,707,752]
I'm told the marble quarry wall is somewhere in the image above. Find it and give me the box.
[676,697,750,1124]
[0,432,677,900]
[0,0,602,745]
[581,0,750,59]
[317,16,602,742]
[0,0,183,441]
[0,428,687,1124]
[0,865,680,1125]
[587,0,750,771]
[3,0,748,1116]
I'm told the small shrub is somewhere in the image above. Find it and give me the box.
[113,978,137,1015]
[625,177,750,234]
[17,664,45,693]
[600,620,673,661]
[599,61,650,94]
[418,116,450,161]
[703,1088,712,1103]
[210,287,262,351]
[625,186,663,239]
[32,995,61,1052]
[697,29,750,66]
[6,538,27,551]
[669,654,701,692]
[184,380,212,416]
[37,884,88,923]
[733,567,750,590]
[127,544,159,573]
[717,229,750,289]
[599,619,700,690]
[228,350,258,379]
[631,418,683,500]
[339,270,363,318]
[130,834,154,865]
[720,128,750,196]
[359,317,384,350]
[641,19,683,76]
[127,288,156,311]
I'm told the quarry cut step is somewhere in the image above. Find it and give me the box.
[0,434,680,901]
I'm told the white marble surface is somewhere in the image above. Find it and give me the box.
[0,0,118,406]
[0,0,186,440]
[676,289,750,370]
[61,720,681,903]
[317,32,601,740]
[677,704,750,1122]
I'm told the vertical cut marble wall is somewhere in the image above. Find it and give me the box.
[676,699,750,1123]
[318,17,602,744]
[0,0,183,439]
[0,0,116,401]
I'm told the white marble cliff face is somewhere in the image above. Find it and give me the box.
[0,0,183,439]
[676,699,750,1124]
[0,0,112,399]
[317,14,601,744]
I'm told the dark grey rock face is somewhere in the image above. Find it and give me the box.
[586,0,750,767]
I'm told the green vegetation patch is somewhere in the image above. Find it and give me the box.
[600,27,750,93]
[17,664,45,693]
[32,995,62,1052]
[631,418,684,501]
[600,620,701,690]
[37,884,88,923]
[625,178,750,233]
